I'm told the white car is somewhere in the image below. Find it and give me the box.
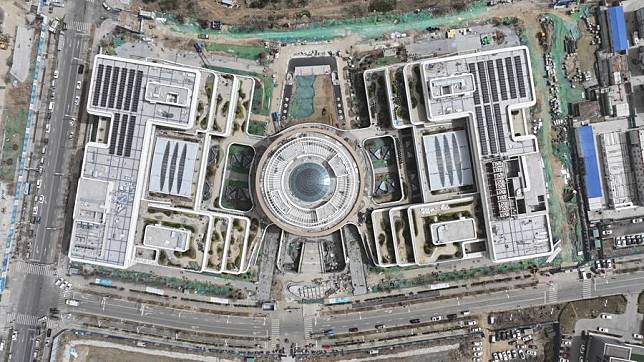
[53,70,59,79]
[602,230,613,235]
[11,332,17,341]
[472,341,482,346]
[600,313,612,319]
[74,96,80,105]
[430,315,442,321]
[467,320,478,326]
[632,218,643,223]
[76,81,81,90]
[633,333,643,340]
[598,327,609,333]
[472,347,482,352]
[473,352,482,357]
[38,195,44,204]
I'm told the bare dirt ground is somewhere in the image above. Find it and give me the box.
[134,0,471,28]
[291,76,336,126]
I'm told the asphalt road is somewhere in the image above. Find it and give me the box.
[69,291,270,338]
[8,1,102,361]
[313,271,644,334]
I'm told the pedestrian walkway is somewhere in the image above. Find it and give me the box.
[69,21,91,33]
[582,279,592,299]
[11,261,54,276]
[8,313,40,326]
[547,283,558,304]
[303,316,313,340]
[270,319,280,346]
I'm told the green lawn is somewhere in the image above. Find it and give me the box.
[205,43,266,61]
[0,109,28,183]
[206,65,274,116]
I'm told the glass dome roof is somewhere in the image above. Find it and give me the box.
[288,162,331,203]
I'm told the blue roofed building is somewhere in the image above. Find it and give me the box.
[576,125,603,210]
[607,5,628,53]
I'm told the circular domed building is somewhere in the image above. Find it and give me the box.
[255,126,363,236]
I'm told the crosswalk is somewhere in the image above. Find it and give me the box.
[12,261,53,276]
[304,317,313,340]
[547,283,558,304]
[582,279,592,299]
[271,319,280,343]
[69,21,91,33]
[8,313,42,326]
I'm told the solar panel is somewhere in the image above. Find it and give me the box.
[100,66,112,108]
[168,143,179,193]
[514,55,527,98]
[108,67,120,109]
[116,68,127,110]
[486,60,499,102]
[505,58,517,99]
[477,62,489,104]
[109,113,120,155]
[176,143,187,194]
[130,70,143,112]
[485,105,498,154]
[496,59,508,101]
[117,114,128,156]
[469,63,481,105]
[475,106,488,155]
[92,64,104,107]
[124,116,136,157]
[493,103,507,153]
[123,69,135,110]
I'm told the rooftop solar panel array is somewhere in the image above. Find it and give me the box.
[505,58,517,99]
[116,67,127,110]
[92,64,104,107]
[124,116,136,157]
[131,70,143,112]
[486,60,499,102]
[477,62,490,104]
[124,69,135,111]
[514,55,527,98]
[496,59,508,101]
[117,114,128,156]
[493,103,507,153]
[100,66,112,108]
[108,68,120,109]
[484,104,498,154]
[468,63,481,105]
[109,113,120,155]
[475,106,488,156]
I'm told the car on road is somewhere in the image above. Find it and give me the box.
[74,96,80,105]
[375,324,385,330]
[470,327,482,333]
[65,299,79,307]
[36,179,42,189]
[76,81,82,90]
[53,70,59,79]
[632,218,643,223]
[409,319,421,324]
[598,327,609,333]
[45,124,50,133]
[602,230,613,235]
[633,333,643,340]
[430,315,442,321]
[11,332,17,341]
[467,320,478,326]
[348,327,358,333]
[600,313,612,319]
[38,195,44,204]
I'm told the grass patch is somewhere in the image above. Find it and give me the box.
[205,43,266,61]
[206,65,273,116]
[247,120,267,136]
[0,109,28,183]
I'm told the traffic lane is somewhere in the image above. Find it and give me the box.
[12,327,37,362]
[32,30,83,261]
[71,293,269,335]
[594,272,644,294]
[317,289,547,332]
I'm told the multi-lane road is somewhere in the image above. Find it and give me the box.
[60,269,644,347]
[6,1,104,361]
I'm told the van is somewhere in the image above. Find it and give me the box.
[48,102,54,111]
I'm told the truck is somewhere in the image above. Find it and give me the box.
[94,278,113,287]
[65,299,79,307]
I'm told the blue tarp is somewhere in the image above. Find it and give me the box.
[577,125,602,199]
[608,6,628,53]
